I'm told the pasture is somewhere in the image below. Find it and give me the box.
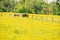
[0,12,60,40]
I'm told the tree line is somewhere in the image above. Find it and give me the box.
[0,0,60,15]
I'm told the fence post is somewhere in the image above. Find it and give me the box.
[0,13,2,16]
[52,16,54,22]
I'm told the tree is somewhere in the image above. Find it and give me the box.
[55,0,60,15]
[0,0,17,12]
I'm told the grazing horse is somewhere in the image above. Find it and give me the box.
[22,14,29,17]
[14,13,20,16]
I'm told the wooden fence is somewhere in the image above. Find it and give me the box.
[0,12,60,23]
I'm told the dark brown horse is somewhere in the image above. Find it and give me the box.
[22,14,29,17]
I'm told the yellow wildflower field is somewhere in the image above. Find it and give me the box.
[0,12,60,40]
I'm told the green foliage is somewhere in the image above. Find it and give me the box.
[0,0,60,15]
[0,0,17,12]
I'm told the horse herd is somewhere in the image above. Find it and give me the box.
[14,14,29,17]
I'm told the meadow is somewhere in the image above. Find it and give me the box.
[0,12,60,40]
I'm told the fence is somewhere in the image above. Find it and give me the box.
[0,12,60,23]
